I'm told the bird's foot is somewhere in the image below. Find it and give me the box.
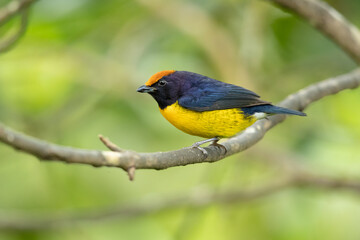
[189,137,224,157]
[210,141,227,154]
[190,143,208,156]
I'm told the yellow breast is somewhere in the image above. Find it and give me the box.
[159,102,256,138]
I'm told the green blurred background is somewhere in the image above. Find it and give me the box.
[1,0,360,239]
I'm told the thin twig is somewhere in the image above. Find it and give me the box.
[99,134,136,180]
[127,166,136,181]
[98,134,123,152]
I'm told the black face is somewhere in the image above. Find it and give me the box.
[137,76,183,109]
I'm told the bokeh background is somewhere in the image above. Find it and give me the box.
[1,0,360,239]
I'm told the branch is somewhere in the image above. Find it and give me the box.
[295,174,360,192]
[0,180,293,231]
[0,9,28,53]
[0,69,359,174]
[266,0,360,64]
[0,0,37,26]
[1,172,360,231]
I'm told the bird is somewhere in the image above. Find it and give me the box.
[137,70,306,154]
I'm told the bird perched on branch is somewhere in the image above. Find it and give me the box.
[137,70,306,154]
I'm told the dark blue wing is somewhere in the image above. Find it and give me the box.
[177,73,269,112]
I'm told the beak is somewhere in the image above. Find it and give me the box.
[137,85,156,93]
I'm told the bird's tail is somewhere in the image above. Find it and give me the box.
[264,105,306,116]
[243,104,306,116]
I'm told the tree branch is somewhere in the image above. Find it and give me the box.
[0,9,28,53]
[1,172,360,231]
[295,173,360,192]
[0,0,37,26]
[266,0,360,64]
[0,69,359,174]
[0,180,295,231]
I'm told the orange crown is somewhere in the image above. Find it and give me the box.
[145,70,175,86]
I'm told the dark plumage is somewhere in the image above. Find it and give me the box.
[139,71,306,116]
[137,70,306,153]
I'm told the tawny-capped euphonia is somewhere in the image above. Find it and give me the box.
[137,70,306,154]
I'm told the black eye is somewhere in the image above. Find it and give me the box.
[158,80,167,86]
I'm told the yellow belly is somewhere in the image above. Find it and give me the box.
[159,102,257,138]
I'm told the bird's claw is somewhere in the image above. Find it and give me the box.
[210,142,227,154]
[195,146,208,156]
[190,143,208,157]
[188,137,227,157]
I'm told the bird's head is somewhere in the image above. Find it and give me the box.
[137,70,189,109]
